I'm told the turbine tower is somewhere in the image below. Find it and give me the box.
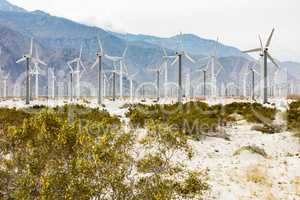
[127,72,138,103]
[91,37,108,105]
[243,28,280,104]
[16,38,42,104]
[170,32,195,103]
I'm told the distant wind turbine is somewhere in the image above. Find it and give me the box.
[67,46,87,99]
[16,38,42,104]
[243,28,280,104]
[105,45,128,100]
[198,38,224,98]
[147,66,163,102]
[91,37,108,105]
[31,46,46,99]
[170,32,195,103]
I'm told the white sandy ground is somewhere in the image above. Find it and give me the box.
[0,98,299,200]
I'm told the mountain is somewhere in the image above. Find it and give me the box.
[0,0,298,97]
[111,32,249,59]
[0,0,26,12]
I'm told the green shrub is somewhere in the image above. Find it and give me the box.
[288,101,300,134]
[126,102,277,138]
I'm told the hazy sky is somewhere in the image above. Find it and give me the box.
[8,0,300,62]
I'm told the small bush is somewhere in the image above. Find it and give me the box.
[287,101,300,135]
[234,145,268,158]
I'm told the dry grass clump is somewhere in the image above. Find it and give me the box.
[246,165,269,185]
[291,177,300,196]
[234,145,268,158]
[251,124,283,134]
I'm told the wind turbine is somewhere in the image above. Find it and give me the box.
[170,32,195,103]
[198,38,224,98]
[147,66,162,102]
[49,68,56,99]
[16,38,42,104]
[0,67,9,98]
[91,37,108,105]
[3,72,9,98]
[243,63,260,101]
[68,69,74,102]
[105,45,128,100]
[243,28,280,104]
[161,47,175,98]
[127,72,138,103]
[67,46,87,99]
[196,64,209,98]
[31,46,46,99]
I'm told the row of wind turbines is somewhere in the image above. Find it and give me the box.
[2,28,289,105]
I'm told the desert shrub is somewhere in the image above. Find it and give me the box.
[126,102,277,137]
[0,107,209,199]
[223,102,276,124]
[287,101,300,134]
[0,108,31,129]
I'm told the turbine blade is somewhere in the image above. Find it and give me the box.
[67,63,74,73]
[30,38,34,55]
[79,45,83,59]
[162,47,167,57]
[171,57,179,66]
[243,48,262,53]
[97,37,103,53]
[267,53,280,69]
[184,53,195,63]
[213,37,219,56]
[198,56,210,63]
[80,60,87,72]
[266,28,275,48]
[122,46,128,58]
[37,59,46,66]
[252,69,260,75]
[259,35,264,51]
[91,60,98,69]
[16,57,26,63]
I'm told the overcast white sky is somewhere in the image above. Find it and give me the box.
[8,0,300,62]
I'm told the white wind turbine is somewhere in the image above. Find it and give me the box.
[16,38,43,104]
[0,67,9,98]
[147,65,163,102]
[31,46,46,99]
[67,46,87,99]
[3,72,9,98]
[170,32,195,102]
[195,63,209,98]
[243,28,280,104]
[198,38,224,98]
[49,68,56,99]
[161,47,175,98]
[127,72,138,103]
[91,37,108,105]
[105,45,128,100]
[242,62,260,100]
